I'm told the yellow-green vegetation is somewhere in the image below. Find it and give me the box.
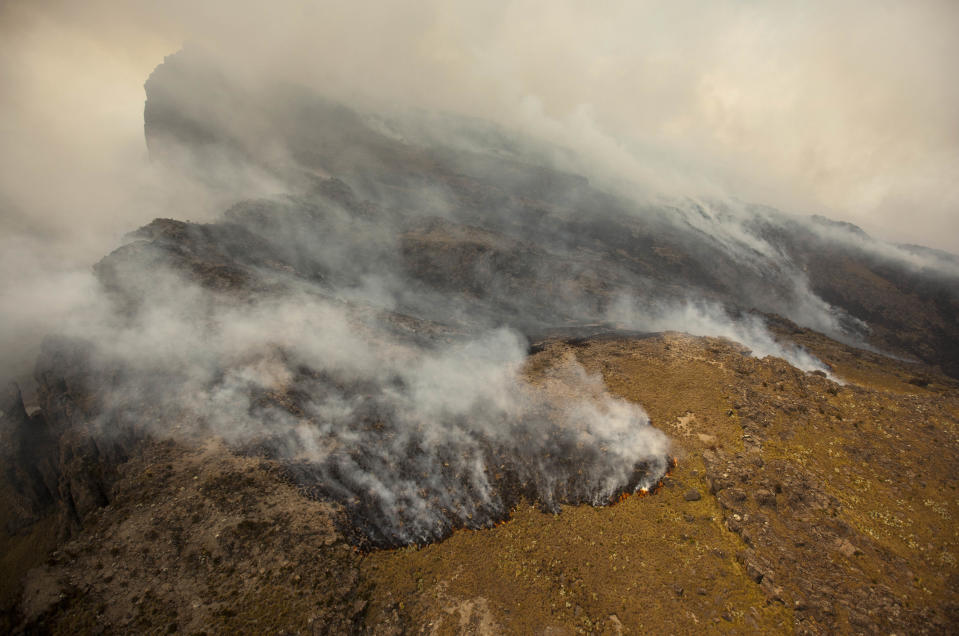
[362,331,958,634]
[362,476,792,634]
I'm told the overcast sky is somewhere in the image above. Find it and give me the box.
[1,0,957,256]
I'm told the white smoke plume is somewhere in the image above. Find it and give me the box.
[607,297,837,380]
[51,263,669,545]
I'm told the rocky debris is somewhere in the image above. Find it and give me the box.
[754,489,777,508]
[605,613,624,634]
[835,538,860,558]
[683,489,702,502]
[695,432,717,446]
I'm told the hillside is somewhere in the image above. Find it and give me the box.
[4,329,957,633]
[1,49,958,634]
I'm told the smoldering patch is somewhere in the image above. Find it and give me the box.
[67,269,671,549]
[230,330,671,548]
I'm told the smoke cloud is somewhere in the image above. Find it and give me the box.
[50,255,669,545]
[3,0,956,378]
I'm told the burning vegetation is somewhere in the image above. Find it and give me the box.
[235,352,673,548]
[613,456,678,505]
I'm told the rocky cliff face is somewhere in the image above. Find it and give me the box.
[1,338,143,542]
[1,383,57,534]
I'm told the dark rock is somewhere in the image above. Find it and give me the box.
[755,489,777,508]
[743,559,764,584]
[0,382,59,532]
[684,489,702,502]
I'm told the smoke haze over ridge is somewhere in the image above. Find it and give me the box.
[3,0,958,375]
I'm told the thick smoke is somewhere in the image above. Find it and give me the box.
[4,1,958,253]
[3,1,959,378]
[55,258,668,545]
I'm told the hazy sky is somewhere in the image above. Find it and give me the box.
[1,0,957,256]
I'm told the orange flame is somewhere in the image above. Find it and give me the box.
[610,456,678,505]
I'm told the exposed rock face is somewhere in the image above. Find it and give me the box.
[1,340,145,543]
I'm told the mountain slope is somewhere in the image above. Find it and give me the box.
[2,49,958,634]
[142,49,959,377]
[5,330,957,633]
